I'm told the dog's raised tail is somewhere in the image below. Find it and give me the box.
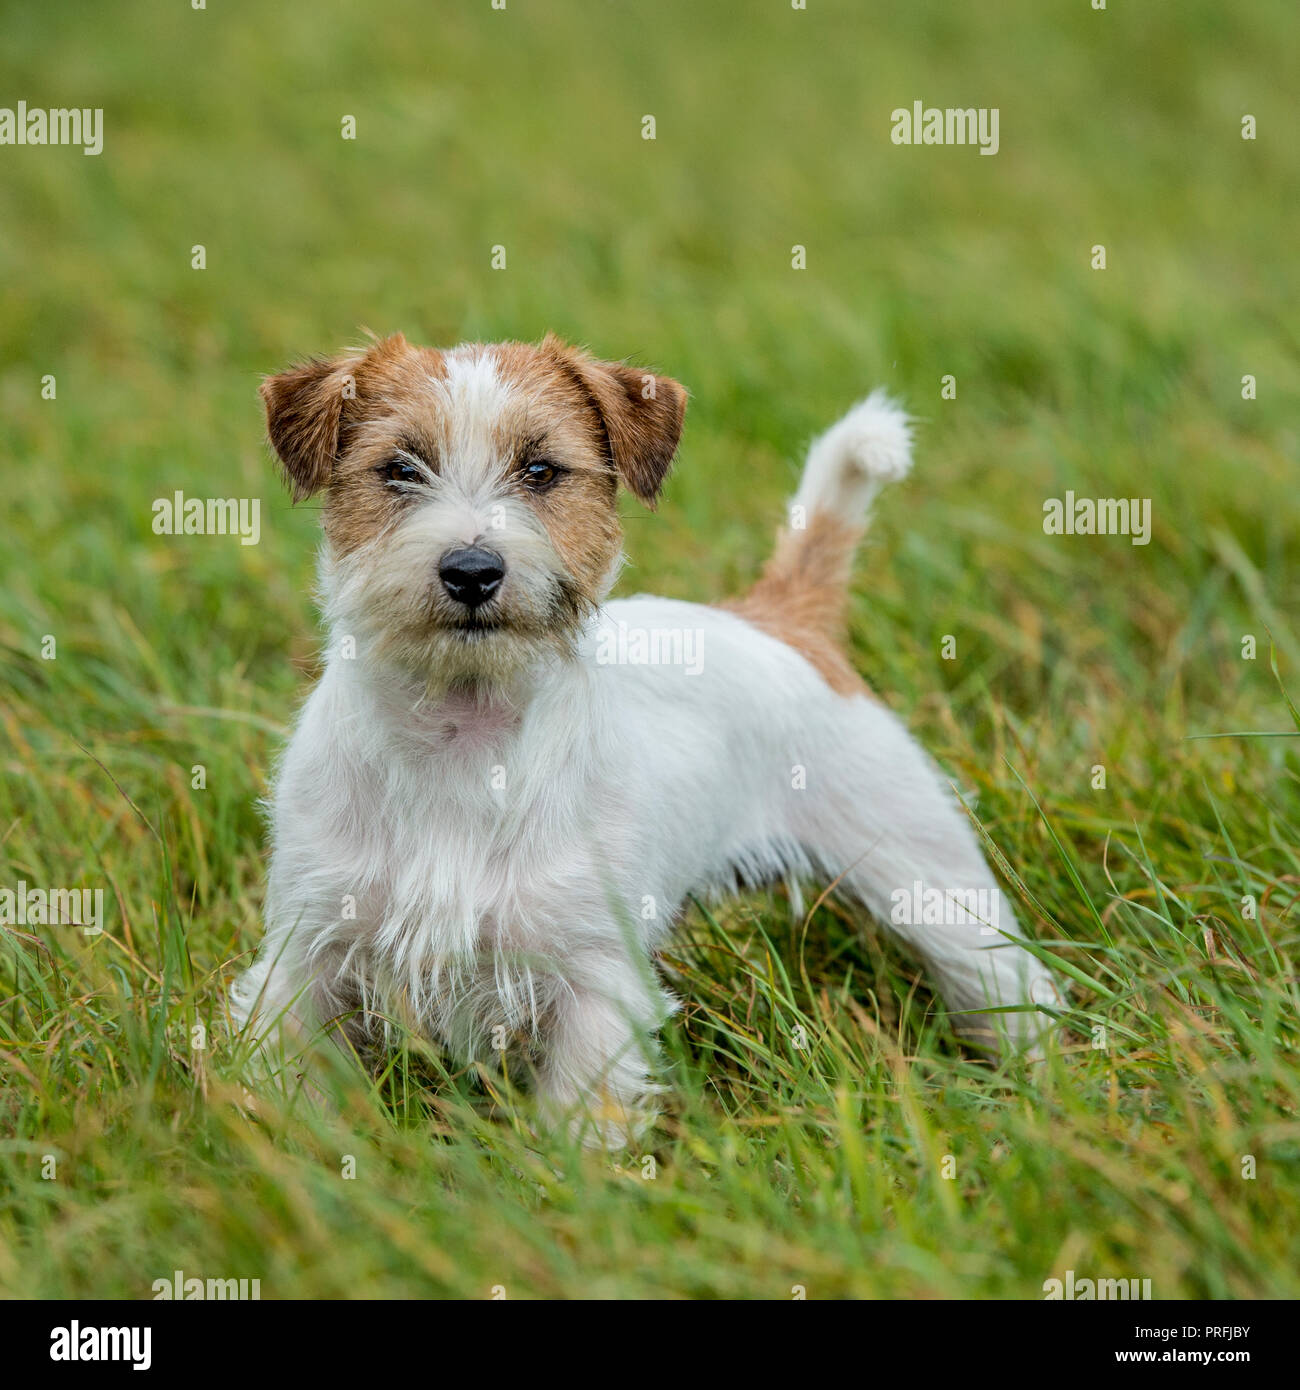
[728,393,911,676]
[793,389,912,531]
[727,392,910,687]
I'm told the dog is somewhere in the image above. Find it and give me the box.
[231,332,1060,1146]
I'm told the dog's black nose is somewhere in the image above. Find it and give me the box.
[438,546,505,609]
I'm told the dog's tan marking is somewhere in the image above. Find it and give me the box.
[485,338,684,605]
[258,333,451,556]
[321,340,452,559]
[485,340,623,602]
[724,510,873,698]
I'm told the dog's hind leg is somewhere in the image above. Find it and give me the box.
[802,701,1061,1053]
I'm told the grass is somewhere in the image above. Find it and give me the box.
[1,0,1298,1299]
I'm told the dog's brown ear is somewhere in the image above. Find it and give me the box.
[558,346,686,507]
[259,357,354,501]
[261,334,409,501]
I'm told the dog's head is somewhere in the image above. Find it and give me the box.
[261,333,686,684]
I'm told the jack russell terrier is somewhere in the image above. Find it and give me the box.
[231,333,1059,1146]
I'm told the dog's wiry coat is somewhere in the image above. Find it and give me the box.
[232,336,1059,1145]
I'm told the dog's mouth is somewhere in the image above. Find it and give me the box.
[449,613,505,640]
[423,585,508,639]
[409,575,591,648]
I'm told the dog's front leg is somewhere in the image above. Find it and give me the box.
[535,955,673,1150]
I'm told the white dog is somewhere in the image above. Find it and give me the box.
[231,332,1059,1145]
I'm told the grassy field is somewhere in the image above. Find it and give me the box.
[1,0,1298,1299]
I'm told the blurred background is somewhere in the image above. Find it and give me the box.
[2,1,1295,607]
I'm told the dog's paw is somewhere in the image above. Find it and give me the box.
[538,1089,659,1152]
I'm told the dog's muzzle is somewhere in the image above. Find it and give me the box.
[438,545,505,610]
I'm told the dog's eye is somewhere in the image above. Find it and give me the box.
[379,458,423,485]
[521,460,559,490]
